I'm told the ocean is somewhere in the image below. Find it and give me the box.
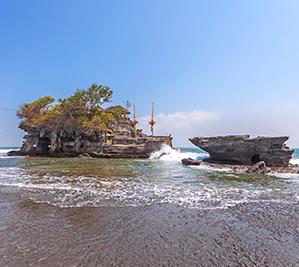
[0,146,298,209]
[0,146,299,265]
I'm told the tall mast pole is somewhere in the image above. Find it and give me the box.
[133,104,137,136]
[149,102,155,136]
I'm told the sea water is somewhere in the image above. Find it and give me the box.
[0,146,298,209]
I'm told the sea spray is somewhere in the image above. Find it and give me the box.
[0,148,19,155]
[0,146,299,209]
[290,158,299,165]
[149,144,207,161]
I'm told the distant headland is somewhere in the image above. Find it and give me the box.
[8,83,172,158]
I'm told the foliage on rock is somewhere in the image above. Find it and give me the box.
[17,83,128,135]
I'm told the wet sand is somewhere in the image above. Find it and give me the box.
[0,188,298,267]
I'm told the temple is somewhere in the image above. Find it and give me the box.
[8,85,172,158]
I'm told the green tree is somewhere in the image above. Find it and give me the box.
[17,83,127,137]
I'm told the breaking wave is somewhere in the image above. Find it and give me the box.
[190,165,233,173]
[290,158,299,165]
[1,167,297,209]
[0,149,13,154]
[268,172,299,179]
[0,147,23,159]
[0,146,298,209]
[149,145,208,161]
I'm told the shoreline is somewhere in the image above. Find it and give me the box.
[0,189,298,266]
[7,148,299,176]
[192,161,299,175]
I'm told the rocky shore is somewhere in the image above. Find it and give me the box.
[182,158,299,175]
[183,134,298,175]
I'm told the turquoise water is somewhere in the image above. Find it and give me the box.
[1,146,298,158]
[293,148,299,158]
[0,146,298,209]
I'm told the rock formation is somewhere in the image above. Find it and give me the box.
[181,158,201,166]
[8,83,172,158]
[189,135,294,167]
[245,161,270,174]
[9,127,172,159]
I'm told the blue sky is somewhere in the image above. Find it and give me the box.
[0,0,299,147]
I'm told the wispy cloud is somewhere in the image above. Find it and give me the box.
[139,110,219,133]
[138,110,220,145]
[137,106,299,148]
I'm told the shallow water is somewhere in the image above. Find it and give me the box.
[0,146,298,209]
[1,147,299,266]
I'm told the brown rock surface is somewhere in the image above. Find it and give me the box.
[181,158,201,166]
[189,135,294,167]
[9,116,172,159]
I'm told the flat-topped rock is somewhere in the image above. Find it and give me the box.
[189,135,294,167]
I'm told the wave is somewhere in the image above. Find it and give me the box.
[290,158,299,165]
[150,145,207,161]
[268,172,299,179]
[0,154,25,159]
[1,172,296,209]
[189,164,232,173]
[0,148,24,159]
[0,164,298,209]
[0,149,14,154]
[0,181,84,191]
[0,146,298,209]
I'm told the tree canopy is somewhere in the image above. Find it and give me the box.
[17,83,128,135]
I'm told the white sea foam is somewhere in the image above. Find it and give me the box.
[290,158,299,165]
[268,172,299,179]
[0,181,84,191]
[0,148,23,159]
[0,177,276,208]
[150,145,207,161]
[1,165,297,209]
[190,164,232,173]
[0,155,25,159]
[0,149,298,209]
[0,149,13,154]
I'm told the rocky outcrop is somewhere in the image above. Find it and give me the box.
[9,133,172,159]
[9,116,172,159]
[10,84,173,159]
[181,158,201,166]
[189,135,294,167]
[246,161,270,174]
